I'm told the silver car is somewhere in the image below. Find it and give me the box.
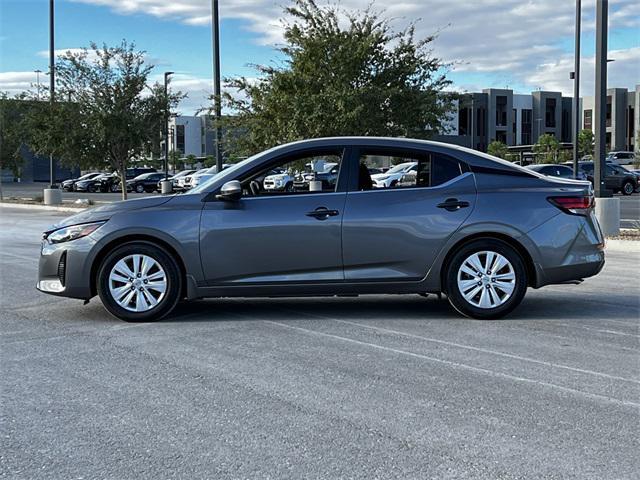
[37,137,604,322]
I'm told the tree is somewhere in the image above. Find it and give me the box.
[25,41,185,200]
[0,95,26,179]
[577,129,594,159]
[203,155,216,168]
[487,140,508,159]
[533,134,560,164]
[222,0,454,156]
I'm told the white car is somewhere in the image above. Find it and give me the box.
[606,151,636,165]
[189,164,232,189]
[180,168,209,190]
[370,162,418,188]
[263,168,295,192]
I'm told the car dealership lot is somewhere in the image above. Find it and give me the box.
[1,206,639,479]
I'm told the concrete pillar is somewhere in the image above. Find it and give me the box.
[594,197,620,236]
[160,180,173,195]
[43,188,62,205]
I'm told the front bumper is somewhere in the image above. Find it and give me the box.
[37,236,95,299]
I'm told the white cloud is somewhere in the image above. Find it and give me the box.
[0,71,45,97]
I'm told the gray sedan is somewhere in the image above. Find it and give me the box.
[37,137,604,321]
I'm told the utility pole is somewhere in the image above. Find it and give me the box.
[49,0,55,188]
[211,0,223,173]
[594,0,608,198]
[572,0,581,177]
[470,95,475,150]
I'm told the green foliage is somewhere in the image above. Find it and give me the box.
[23,41,185,198]
[487,140,508,159]
[533,134,561,163]
[577,129,594,159]
[0,94,27,177]
[203,155,216,167]
[557,149,573,163]
[221,0,454,156]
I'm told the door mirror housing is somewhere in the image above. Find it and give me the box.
[216,180,242,201]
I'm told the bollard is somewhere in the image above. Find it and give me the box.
[160,180,173,195]
[43,188,62,205]
[594,197,620,237]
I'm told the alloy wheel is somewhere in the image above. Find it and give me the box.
[108,254,167,312]
[457,251,516,309]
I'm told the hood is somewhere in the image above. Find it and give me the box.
[265,173,289,181]
[371,173,390,181]
[48,195,174,231]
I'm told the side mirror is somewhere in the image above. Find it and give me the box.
[216,180,242,201]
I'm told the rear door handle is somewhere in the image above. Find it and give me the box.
[306,207,339,220]
[437,198,470,211]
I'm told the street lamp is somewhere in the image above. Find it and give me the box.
[34,69,42,100]
[211,0,222,173]
[162,71,174,193]
[572,0,581,177]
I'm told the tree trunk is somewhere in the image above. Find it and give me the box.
[120,169,128,201]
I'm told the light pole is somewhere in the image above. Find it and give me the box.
[48,0,55,188]
[572,0,581,178]
[34,69,42,100]
[163,71,174,191]
[211,0,223,173]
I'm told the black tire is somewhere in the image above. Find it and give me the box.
[97,242,182,322]
[110,183,119,193]
[445,239,527,320]
[285,182,294,192]
[135,184,145,194]
[622,181,634,196]
[87,184,96,193]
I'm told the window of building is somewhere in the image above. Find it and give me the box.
[476,108,486,137]
[496,131,507,144]
[496,96,507,127]
[359,151,464,190]
[522,109,532,145]
[458,107,469,136]
[512,109,517,137]
[584,109,592,130]
[606,96,612,127]
[545,98,556,128]
[176,125,185,154]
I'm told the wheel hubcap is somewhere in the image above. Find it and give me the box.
[108,254,166,312]
[457,251,515,309]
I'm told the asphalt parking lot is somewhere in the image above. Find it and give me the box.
[1,206,639,479]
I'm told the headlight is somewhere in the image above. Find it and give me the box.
[44,221,105,244]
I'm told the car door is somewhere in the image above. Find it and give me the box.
[341,147,476,281]
[199,147,348,285]
[605,165,620,191]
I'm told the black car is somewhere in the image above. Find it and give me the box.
[293,164,340,191]
[568,161,638,195]
[526,164,579,179]
[126,172,166,193]
[60,172,102,191]
[74,173,116,192]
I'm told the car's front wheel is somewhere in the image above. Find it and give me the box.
[622,181,634,196]
[97,243,182,322]
[445,239,527,319]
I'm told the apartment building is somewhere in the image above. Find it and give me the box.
[581,86,637,152]
[167,115,215,158]
[435,86,639,154]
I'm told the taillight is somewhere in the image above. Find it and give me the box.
[547,196,594,216]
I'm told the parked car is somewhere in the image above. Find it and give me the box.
[74,173,118,193]
[526,164,584,180]
[293,162,340,191]
[126,172,166,193]
[125,167,157,179]
[263,168,295,192]
[37,137,604,322]
[61,172,102,191]
[567,161,638,195]
[181,168,211,190]
[371,162,418,188]
[606,151,635,165]
[156,170,196,192]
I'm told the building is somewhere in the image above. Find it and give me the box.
[166,115,215,158]
[434,85,639,154]
[581,86,637,152]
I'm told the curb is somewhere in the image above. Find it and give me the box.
[0,202,88,213]
[605,239,640,253]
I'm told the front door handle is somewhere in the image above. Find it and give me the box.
[437,198,470,212]
[306,207,340,220]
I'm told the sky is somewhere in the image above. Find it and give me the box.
[0,0,638,115]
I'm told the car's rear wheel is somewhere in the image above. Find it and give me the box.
[110,183,119,193]
[622,181,634,195]
[87,184,96,193]
[445,239,527,319]
[97,243,181,322]
[135,184,145,194]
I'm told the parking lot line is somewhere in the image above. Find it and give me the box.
[265,320,640,409]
